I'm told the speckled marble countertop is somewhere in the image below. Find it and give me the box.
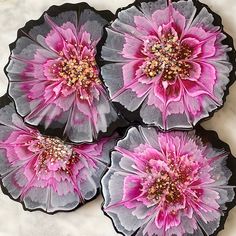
[0,0,236,235]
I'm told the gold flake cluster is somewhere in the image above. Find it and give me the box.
[52,52,101,89]
[145,158,193,205]
[35,136,78,175]
[143,33,193,81]
[146,172,182,204]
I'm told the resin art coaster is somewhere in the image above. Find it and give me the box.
[4,2,122,143]
[102,125,236,236]
[0,95,117,213]
[1,0,236,234]
[100,0,236,130]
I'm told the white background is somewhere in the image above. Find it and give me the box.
[0,0,236,235]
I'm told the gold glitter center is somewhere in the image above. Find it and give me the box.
[145,160,193,204]
[36,136,77,175]
[143,33,193,81]
[147,173,182,204]
[51,54,101,88]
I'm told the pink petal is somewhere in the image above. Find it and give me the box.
[152,6,186,35]
[147,88,165,112]
[181,37,202,59]
[170,6,186,34]
[184,26,217,42]
[79,30,92,47]
[201,35,217,58]
[166,97,185,116]
[122,175,142,208]
[187,61,202,80]
[122,60,143,86]
[182,62,216,96]
[153,77,182,106]
[152,7,170,31]
[122,35,144,59]
[45,14,77,46]
[130,81,152,98]
[45,29,64,52]
[165,211,182,230]
[155,209,166,229]
[181,94,202,117]
[134,16,156,35]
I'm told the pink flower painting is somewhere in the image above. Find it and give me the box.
[0,101,116,213]
[102,126,235,236]
[101,0,234,129]
[6,3,117,142]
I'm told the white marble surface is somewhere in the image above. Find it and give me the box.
[0,0,236,235]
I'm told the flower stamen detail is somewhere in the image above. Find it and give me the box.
[52,54,101,88]
[35,136,78,175]
[143,33,193,81]
[143,157,194,205]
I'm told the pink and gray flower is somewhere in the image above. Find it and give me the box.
[0,101,116,213]
[102,126,235,236]
[6,3,117,142]
[101,0,234,129]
